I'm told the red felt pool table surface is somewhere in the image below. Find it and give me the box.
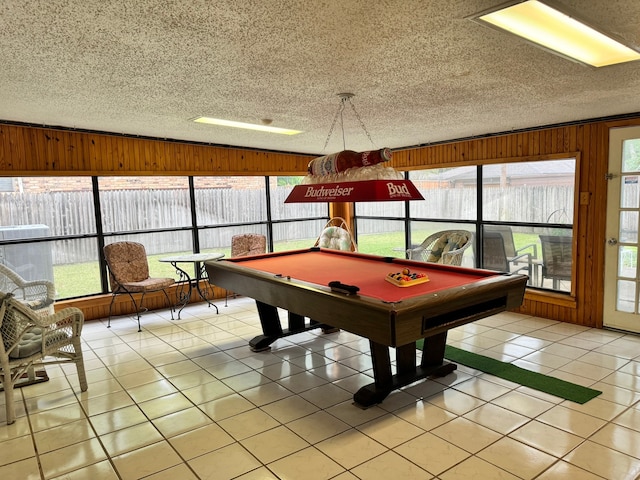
[227,248,497,303]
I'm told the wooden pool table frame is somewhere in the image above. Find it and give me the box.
[205,248,527,407]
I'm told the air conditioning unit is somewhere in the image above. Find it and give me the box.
[0,224,54,283]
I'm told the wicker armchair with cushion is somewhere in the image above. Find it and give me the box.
[314,217,357,252]
[104,241,175,332]
[0,263,56,314]
[0,292,87,424]
[407,230,473,266]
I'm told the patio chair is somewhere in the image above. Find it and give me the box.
[314,217,357,252]
[539,235,572,289]
[0,263,56,314]
[0,292,87,424]
[482,230,533,279]
[488,225,538,276]
[482,230,531,276]
[104,241,175,332]
[226,233,267,306]
[408,230,473,265]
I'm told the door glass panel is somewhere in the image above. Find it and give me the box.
[617,280,635,312]
[619,211,638,243]
[606,130,640,327]
[618,246,637,278]
[620,175,640,208]
[621,139,640,172]
[617,142,640,315]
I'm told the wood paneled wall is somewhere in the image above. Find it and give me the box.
[2,118,639,327]
[0,124,314,175]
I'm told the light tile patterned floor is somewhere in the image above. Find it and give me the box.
[2,297,640,479]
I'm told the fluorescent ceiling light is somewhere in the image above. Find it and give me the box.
[193,117,302,135]
[473,0,640,67]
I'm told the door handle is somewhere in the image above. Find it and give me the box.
[607,238,618,245]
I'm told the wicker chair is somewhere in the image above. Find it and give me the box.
[104,241,175,332]
[0,263,56,314]
[407,230,473,265]
[314,217,357,252]
[0,292,87,424]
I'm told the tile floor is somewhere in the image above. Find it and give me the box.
[2,297,640,479]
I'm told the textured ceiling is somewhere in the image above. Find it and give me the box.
[2,0,640,156]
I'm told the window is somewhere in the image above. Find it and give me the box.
[0,177,14,192]
[99,176,193,279]
[355,158,576,293]
[268,176,329,251]
[481,159,575,292]
[194,176,268,257]
[0,175,328,301]
[0,177,98,299]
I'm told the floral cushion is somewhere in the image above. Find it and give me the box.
[426,232,470,263]
[231,234,267,257]
[318,227,352,251]
[104,241,174,292]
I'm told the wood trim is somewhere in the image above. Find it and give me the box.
[0,124,314,176]
[55,282,226,322]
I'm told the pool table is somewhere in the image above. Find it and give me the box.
[205,247,527,407]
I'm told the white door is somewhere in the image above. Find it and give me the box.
[604,126,640,332]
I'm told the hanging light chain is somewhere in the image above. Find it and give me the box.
[322,99,345,152]
[345,96,376,149]
[322,93,377,152]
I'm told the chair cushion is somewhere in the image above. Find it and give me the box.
[318,227,352,251]
[104,242,151,286]
[443,232,469,252]
[426,233,469,263]
[9,327,43,359]
[231,234,266,257]
[119,277,175,293]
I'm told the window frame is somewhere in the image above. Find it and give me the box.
[354,153,581,296]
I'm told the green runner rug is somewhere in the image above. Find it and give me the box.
[416,341,602,404]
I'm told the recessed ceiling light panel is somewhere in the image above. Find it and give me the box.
[471,0,640,67]
[193,117,302,135]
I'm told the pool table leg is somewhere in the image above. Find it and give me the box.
[250,302,285,351]
[353,332,456,408]
[249,301,338,352]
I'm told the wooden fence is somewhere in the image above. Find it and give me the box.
[0,185,574,265]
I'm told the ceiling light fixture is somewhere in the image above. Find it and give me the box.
[285,93,424,203]
[471,0,640,67]
[193,116,302,135]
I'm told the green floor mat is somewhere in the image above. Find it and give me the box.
[416,341,602,404]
